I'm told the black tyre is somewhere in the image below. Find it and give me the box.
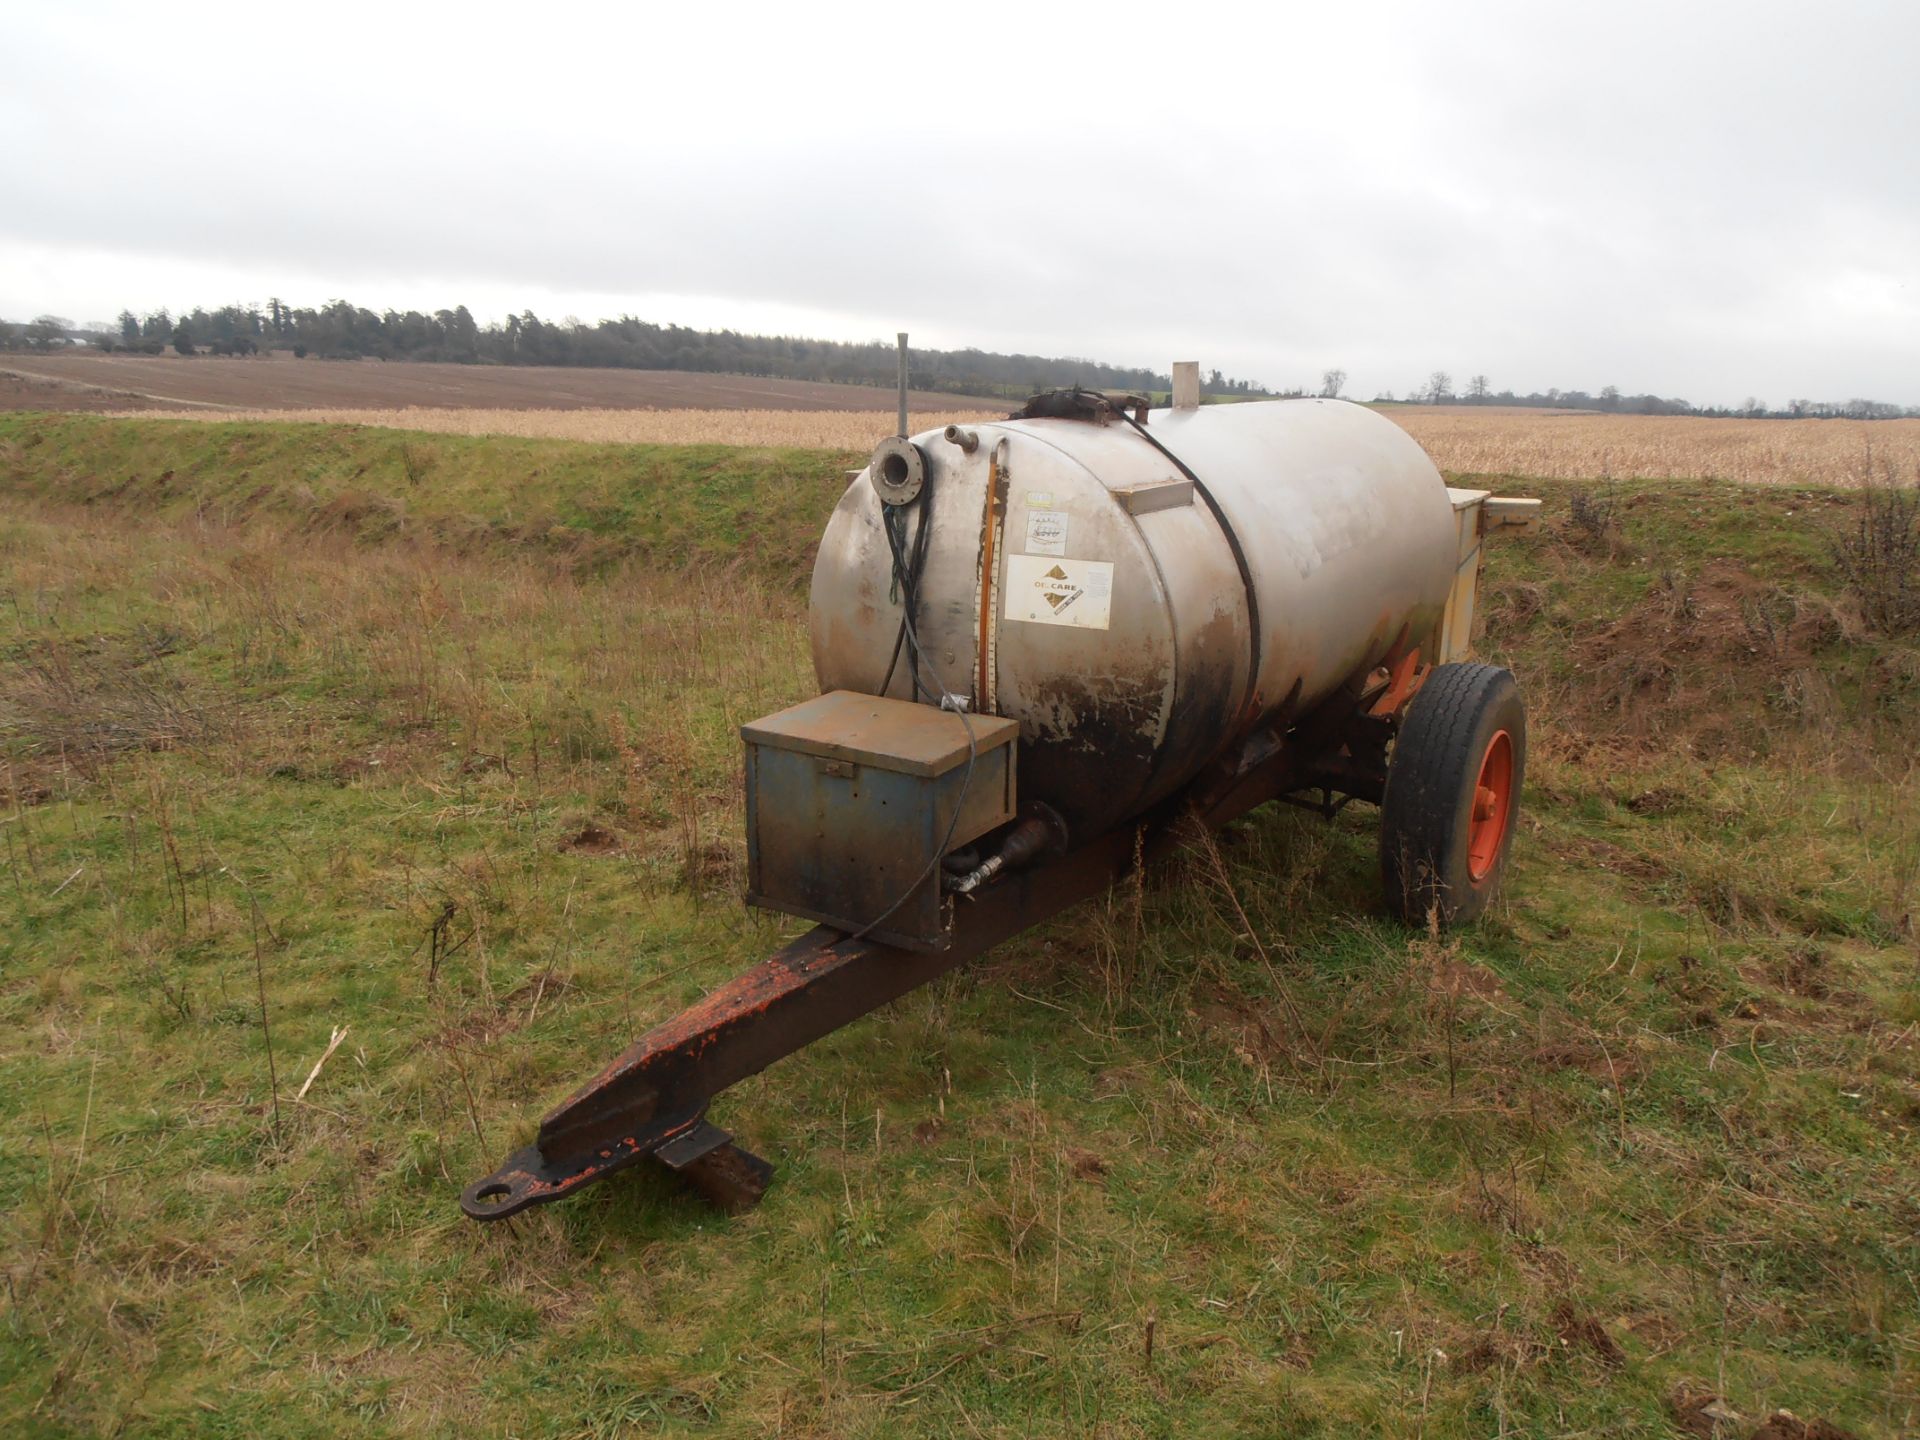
[1379,662,1527,926]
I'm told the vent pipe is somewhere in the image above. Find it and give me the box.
[896,332,910,438]
[1172,361,1200,411]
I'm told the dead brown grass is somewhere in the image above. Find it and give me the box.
[1390,409,1920,487]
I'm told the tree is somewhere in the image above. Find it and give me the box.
[25,316,66,351]
[1427,371,1452,404]
[1467,374,1490,401]
[172,319,195,356]
[1319,368,1346,399]
[1599,385,1621,411]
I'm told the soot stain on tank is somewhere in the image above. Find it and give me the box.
[1022,663,1169,746]
[1015,671,1165,834]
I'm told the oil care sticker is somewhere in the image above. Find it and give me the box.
[1003,555,1114,630]
[1023,508,1068,556]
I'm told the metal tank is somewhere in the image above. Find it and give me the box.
[811,396,1460,837]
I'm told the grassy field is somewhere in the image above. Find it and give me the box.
[1,415,1915,1438]
[56,398,1920,487]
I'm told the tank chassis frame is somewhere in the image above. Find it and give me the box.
[460,666,1413,1222]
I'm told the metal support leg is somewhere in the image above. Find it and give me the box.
[654,1121,774,1214]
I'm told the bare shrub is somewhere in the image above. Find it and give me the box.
[1566,485,1619,551]
[1830,479,1920,636]
[398,441,438,487]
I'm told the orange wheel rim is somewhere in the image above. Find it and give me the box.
[1466,729,1514,884]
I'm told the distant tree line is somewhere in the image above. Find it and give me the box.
[1362,369,1917,420]
[39,298,1278,401]
[5,305,1912,417]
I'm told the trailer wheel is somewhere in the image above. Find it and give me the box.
[1379,662,1526,926]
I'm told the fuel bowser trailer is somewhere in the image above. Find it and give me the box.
[462,366,1538,1221]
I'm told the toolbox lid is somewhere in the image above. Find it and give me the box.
[742,691,1020,778]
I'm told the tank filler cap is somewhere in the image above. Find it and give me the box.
[869,436,925,506]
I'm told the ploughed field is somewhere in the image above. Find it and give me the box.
[0,352,998,414]
[0,414,1915,1438]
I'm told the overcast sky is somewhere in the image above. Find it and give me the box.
[4,1,1916,405]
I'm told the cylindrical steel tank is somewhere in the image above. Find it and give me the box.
[811,398,1458,837]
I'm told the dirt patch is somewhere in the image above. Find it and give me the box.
[1429,958,1507,1002]
[1189,984,1291,1067]
[1066,1148,1109,1182]
[1669,1381,1743,1437]
[1451,1300,1626,1374]
[1749,1414,1861,1440]
[1453,1328,1549,1374]
[1541,831,1673,886]
[1732,949,1870,1026]
[437,970,575,1048]
[1562,560,1845,753]
[1774,945,1834,999]
[311,489,404,534]
[560,823,622,855]
[2,769,55,807]
[1551,1301,1625,1368]
[1529,1034,1645,1082]
[1623,785,1689,816]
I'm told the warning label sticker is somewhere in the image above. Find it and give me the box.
[1024,508,1068,556]
[1003,555,1114,630]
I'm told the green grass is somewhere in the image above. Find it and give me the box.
[1,416,1916,1437]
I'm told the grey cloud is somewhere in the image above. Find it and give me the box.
[2,0,1915,404]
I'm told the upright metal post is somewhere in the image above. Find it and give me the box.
[896,332,909,438]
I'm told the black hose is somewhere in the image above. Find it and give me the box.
[848,454,979,944]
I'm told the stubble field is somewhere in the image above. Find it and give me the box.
[0,411,1914,1438]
